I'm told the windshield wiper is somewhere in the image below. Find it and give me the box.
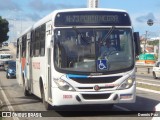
[102,26,115,42]
[72,26,89,45]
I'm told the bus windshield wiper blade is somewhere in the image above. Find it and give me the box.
[102,26,115,42]
[72,26,88,45]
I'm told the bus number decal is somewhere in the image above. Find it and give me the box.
[63,95,72,99]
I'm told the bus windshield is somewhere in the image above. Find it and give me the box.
[54,28,134,73]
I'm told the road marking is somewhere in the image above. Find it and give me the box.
[137,87,160,94]
[0,86,19,120]
[137,77,160,83]
[137,81,160,87]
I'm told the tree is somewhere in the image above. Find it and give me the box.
[148,40,159,46]
[0,16,9,43]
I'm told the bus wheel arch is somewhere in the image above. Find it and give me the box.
[39,77,52,110]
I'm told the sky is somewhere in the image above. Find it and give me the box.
[0,0,160,41]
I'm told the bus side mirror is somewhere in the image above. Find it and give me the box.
[134,32,141,56]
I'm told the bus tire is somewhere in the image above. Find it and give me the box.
[153,72,158,79]
[41,85,52,110]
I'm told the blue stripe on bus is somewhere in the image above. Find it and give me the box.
[67,74,88,78]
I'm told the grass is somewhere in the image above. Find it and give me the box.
[137,82,160,91]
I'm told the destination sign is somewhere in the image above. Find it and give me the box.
[55,11,131,26]
[65,15,119,24]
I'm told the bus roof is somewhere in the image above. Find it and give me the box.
[54,8,127,13]
[18,26,32,38]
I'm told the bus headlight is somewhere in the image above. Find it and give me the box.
[54,79,75,91]
[117,77,135,90]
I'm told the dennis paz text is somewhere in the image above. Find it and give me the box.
[138,113,159,117]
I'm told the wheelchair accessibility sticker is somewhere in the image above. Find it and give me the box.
[97,60,108,70]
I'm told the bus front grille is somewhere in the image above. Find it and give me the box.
[71,76,121,84]
[77,86,115,91]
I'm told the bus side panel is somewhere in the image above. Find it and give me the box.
[31,57,46,98]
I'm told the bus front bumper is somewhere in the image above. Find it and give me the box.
[50,84,136,106]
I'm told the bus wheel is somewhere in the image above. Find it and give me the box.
[153,72,158,79]
[41,86,52,110]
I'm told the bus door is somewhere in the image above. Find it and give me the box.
[26,33,32,91]
[47,48,52,101]
[46,21,52,101]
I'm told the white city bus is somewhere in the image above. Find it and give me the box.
[16,8,140,110]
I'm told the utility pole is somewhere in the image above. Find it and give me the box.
[158,38,160,61]
[144,31,148,53]
[88,0,99,8]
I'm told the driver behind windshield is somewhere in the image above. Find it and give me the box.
[100,39,116,58]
